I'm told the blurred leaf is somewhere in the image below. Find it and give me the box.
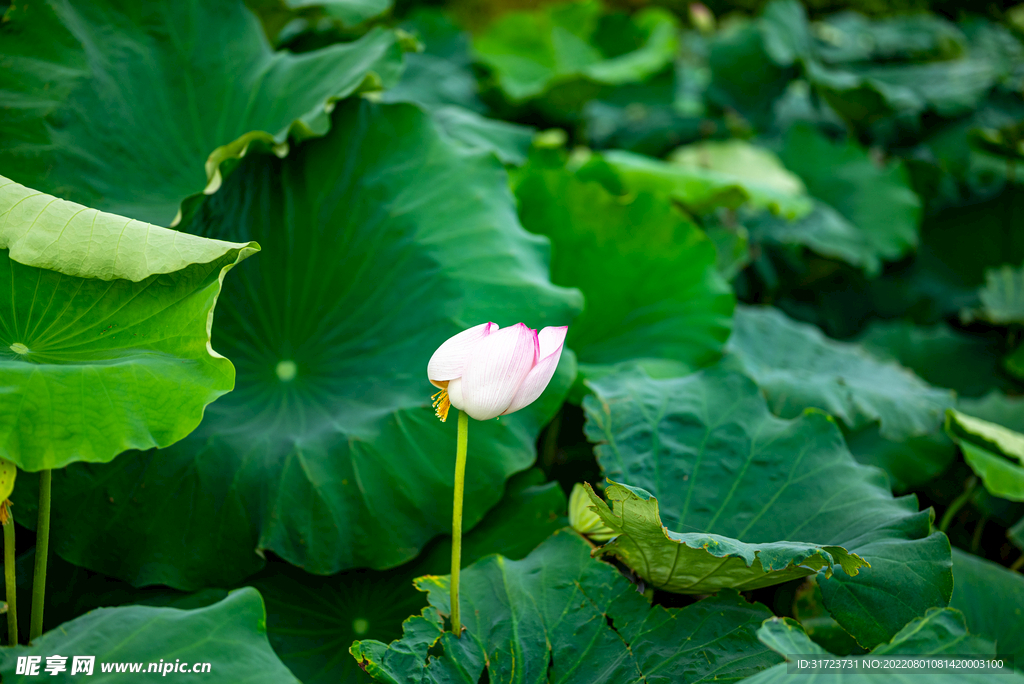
[0,177,257,470]
[351,531,782,683]
[964,263,1024,325]
[11,101,582,589]
[950,548,1024,663]
[811,12,966,64]
[0,0,402,225]
[780,124,921,265]
[426,106,533,165]
[708,18,794,128]
[472,0,678,104]
[285,0,391,27]
[380,9,483,112]
[946,409,1024,501]
[587,481,867,593]
[727,306,954,441]
[603,145,812,218]
[583,367,953,648]
[515,159,733,390]
[747,610,1016,682]
[746,201,880,274]
[858,322,1014,398]
[0,589,300,683]
[583,68,707,157]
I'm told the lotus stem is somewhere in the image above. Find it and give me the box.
[3,500,16,646]
[938,477,976,534]
[450,410,469,636]
[971,516,988,554]
[29,470,50,643]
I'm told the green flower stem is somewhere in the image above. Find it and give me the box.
[4,502,16,646]
[938,477,976,534]
[29,470,51,643]
[451,410,469,636]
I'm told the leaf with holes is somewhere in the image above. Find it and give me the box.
[583,367,952,648]
[0,176,257,471]
[351,530,782,683]
[586,481,868,594]
[0,0,403,226]
[11,100,582,589]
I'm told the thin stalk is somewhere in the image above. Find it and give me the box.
[29,470,51,643]
[3,501,16,646]
[938,477,976,534]
[450,411,469,636]
[1011,554,1024,573]
[971,516,988,555]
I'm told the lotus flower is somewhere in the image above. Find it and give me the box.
[427,322,568,422]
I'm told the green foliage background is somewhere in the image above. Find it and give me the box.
[1,0,1024,681]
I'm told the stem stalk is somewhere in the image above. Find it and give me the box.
[29,470,51,643]
[451,411,469,636]
[3,501,16,646]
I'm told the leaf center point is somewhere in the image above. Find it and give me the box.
[276,360,297,382]
[9,343,29,355]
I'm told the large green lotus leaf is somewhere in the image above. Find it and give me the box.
[727,306,954,441]
[0,177,258,470]
[779,124,921,265]
[602,147,812,219]
[0,0,402,226]
[0,589,299,683]
[946,409,1024,501]
[950,548,1024,662]
[582,367,953,648]
[351,530,783,683]
[514,161,733,390]
[586,482,867,593]
[746,201,881,275]
[252,468,566,684]
[11,101,583,589]
[471,0,678,103]
[745,609,1020,683]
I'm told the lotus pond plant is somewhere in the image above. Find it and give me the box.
[1,0,1024,681]
[428,321,567,633]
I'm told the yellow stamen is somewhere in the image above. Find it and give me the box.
[432,388,451,422]
[0,499,11,526]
